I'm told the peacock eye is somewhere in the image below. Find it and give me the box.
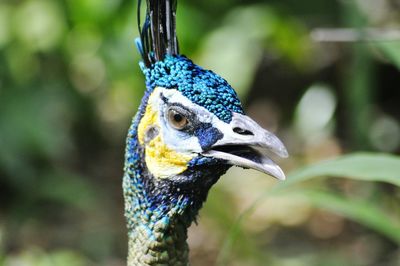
[168,108,189,130]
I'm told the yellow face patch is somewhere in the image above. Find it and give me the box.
[137,88,194,179]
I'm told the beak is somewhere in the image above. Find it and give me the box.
[201,113,288,180]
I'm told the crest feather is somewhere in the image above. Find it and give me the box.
[137,0,179,67]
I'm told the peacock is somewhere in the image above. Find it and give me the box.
[123,0,288,265]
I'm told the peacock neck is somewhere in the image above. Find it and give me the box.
[123,145,193,264]
[127,221,189,265]
[123,173,192,265]
[123,106,228,265]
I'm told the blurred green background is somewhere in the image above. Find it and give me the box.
[1,0,400,265]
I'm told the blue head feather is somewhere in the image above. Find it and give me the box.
[140,55,244,123]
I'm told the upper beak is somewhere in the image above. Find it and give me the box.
[201,113,288,180]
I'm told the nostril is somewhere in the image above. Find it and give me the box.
[233,127,254,136]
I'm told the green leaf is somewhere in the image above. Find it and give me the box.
[297,190,400,244]
[375,42,400,69]
[218,152,400,265]
[287,152,400,187]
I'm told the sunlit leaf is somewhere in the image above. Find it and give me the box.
[287,153,400,187]
[197,4,311,99]
[218,153,400,264]
[375,41,400,69]
[13,0,66,51]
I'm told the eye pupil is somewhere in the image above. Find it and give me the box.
[174,114,183,122]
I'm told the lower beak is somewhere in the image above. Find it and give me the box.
[201,113,288,180]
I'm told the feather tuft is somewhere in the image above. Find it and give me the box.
[138,0,179,67]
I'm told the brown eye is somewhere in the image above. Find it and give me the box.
[168,109,188,130]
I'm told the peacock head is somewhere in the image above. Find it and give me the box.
[133,55,288,190]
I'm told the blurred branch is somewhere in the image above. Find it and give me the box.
[311,28,400,42]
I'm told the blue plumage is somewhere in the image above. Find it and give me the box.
[194,124,223,150]
[141,55,244,123]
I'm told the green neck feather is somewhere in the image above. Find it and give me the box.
[125,184,190,265]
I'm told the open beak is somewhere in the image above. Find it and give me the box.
[201,113,288,180]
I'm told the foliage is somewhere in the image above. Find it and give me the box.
[218,153,400,265]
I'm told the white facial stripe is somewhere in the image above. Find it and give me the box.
[150,87,232,153]
[160,88,215,124]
